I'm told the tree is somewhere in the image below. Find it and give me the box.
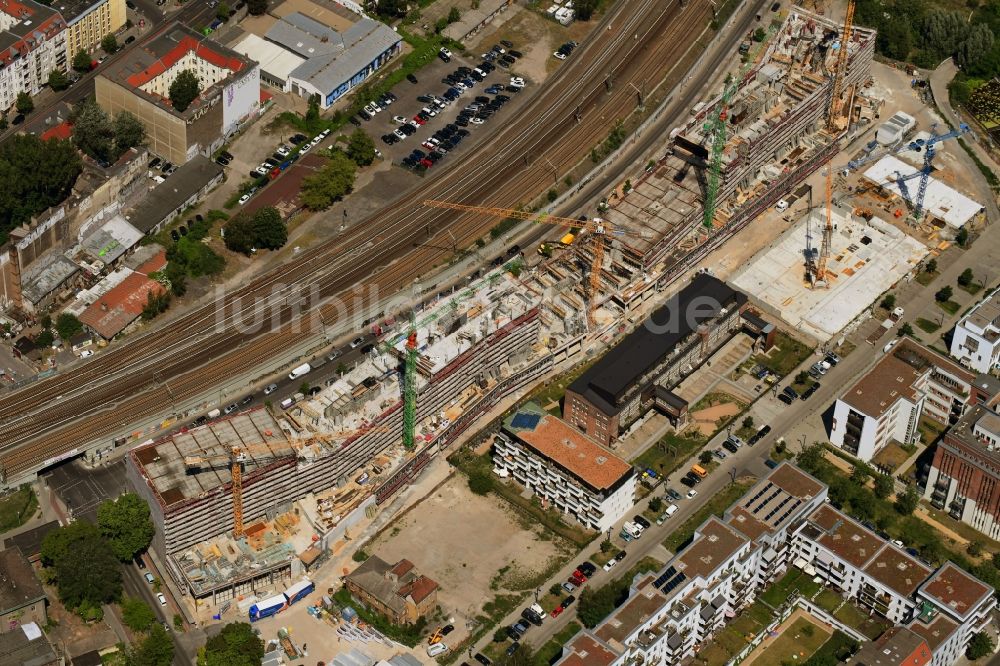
[851,462,872,484]
[305,94,321,126]
[0,134,82,245]
[699,450,713,465]
[48,68,69,92]
[247,0,268,16]
[926,258,938,273]
[301,151,357,210]
[223,214,255,255]
[549,583,563,596]
[575,0,599,21]
[41,520,122,610]
[797,444,826,474]
[794,370,810,385]
[197,622,264,666]
[72,99,115,163]
[141,290,171,321]
[968,540,985,557]
[958,267,975,287]
[599,539,613,553]
[169,69,201,113]
[742,416,754,429]
[216,2,231,22]
[113,111,146,154]
[935,285,954,302]
[497,642,535,666]
[577,584,618,628]
[101,33,119,55]
[129,623,174,666]
[35,329,54,347]
[468,471,492,495]
[56,313,83,340]
[346,128,376,166]
[121,597,156,632]
[880,293,896,310]
[966,631,994,660]
[492,628,507,643]
[898,322,914,337]
[164,261,187,297]
[874,473,894,499]
[956,226,970,246]
[648,497,663,513]
[15,92,33,115]
[753,27,767,41]
[895,484,920,515]
[447,6,460,22]
[251,207,286,250]
[957,24,995,73]
[97,492,155,561]
[73,49,92,73]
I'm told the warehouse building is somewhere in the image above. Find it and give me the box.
[493,402,635,532]
[563,273,750,445]
[124,156,224,235]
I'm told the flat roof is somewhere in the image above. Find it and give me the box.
[21,254,80,306]
[848,626,930,666]
[841,352,924,418]
[675,516,748,580]
[726,463,823,541]
[906,613,959,651]
[0,623,57,666]
[863,155,982,229]
[569,274,746,413]
[594,575,666,645]
[894,338,975,385]
[806,504,886,569]
[503,403,632,491]
[862,543,933,599]
[918,561,992,621]
[0,547,45,612]
[232,32,304,82]
[126,156,224,232]
[78,215,144,265]
[557,634,620,666]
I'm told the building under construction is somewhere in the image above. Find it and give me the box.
[549,10,876,320]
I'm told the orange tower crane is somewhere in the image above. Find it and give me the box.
[422,200,645,328]
[185,426,388,537]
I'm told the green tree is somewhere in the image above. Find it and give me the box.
[113,111,146,154]
[101,33,119,55]
[648,497,662,513]
[169,69,201,113]
[742,416,754,429]
[247,0,267,15]
[0,132,81,245]
[958,267,975,287]
[216,2,231,22]
[935,285,954,302]
[797,444,826,474]
[164,261,187,297]
[575,0,599,21]
[121,597,156,632]
[577,583,618,628]
[547,189,558,203]
[968,540,984,557]
[15,92,34,115]
[794,370,810,385]
[492,628,507,643]
[926,258,938,273]
[851,462,872,484]
[48,68,69,92]
[346,128,376,166]
[874,473,894,499]
[251,207,286,250]
[305,93,321,126]
[468,470,492,495]
[56,313,83,340]
[129,623,174,666]
[197,622,264,666]
[753,27,767,41]
[447,6,460,22]
[141,290,171,321]
[41,520,122,610]
[898,322,914,337]
[72,98,115,163]
[957,225,970,246]
[895,484,920,515]
[35,329,54,347]
[599,539,613,553]
[966,631,994,660]
[97,492,155,561]
[223,213,255,255]
[73,49,92,73]
[880,293,896,310]
[699,450,713,465]
[301,151,357,210]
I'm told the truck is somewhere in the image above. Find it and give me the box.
[278,627,299,659]
[248,594,287,622]
[288,363,312,380]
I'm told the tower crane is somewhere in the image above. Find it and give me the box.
[402,316,418,450]
[702,24,777,229]
[185,426,388,537]
[422,200,647,329]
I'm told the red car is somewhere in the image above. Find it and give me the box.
[551,606,564,617]
[570,572,587,586]
[412,115,426,125]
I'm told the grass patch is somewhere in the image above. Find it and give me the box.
[936,300,961,315]
[663,480,754,552]
[529,355,600,413]
[809,631,861,665]
[535,621,581,665]
[960,282,983,296]
[833,600,890,640]
[959,138,1000,192]
[752,331,813,377]
[915,270,938,287]
[752,617,829,665]
[633,430,707,479]
[915,317,941,334]
[918,417,946,446]
[871,440,912,472]
[758,568,821,608]
[0,486,38,532]
[814,588,843,613]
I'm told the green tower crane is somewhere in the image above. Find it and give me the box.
[402,317,418,450]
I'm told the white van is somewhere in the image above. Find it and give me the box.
[665,504,679,518]
[427,642,448,657]
[279,397,295,410]
[288,363,312,380]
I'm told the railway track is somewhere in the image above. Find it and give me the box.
[0,0,712,480]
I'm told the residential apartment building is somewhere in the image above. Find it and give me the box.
[0,0,67,113]
[60,0,126,60]
[924,404,1000,540]
[0,546,47,631]
[554,463,995,666]
[830,347,928,461]
[344,557,438,624]
[493,403,636,532]
[846,627,931,666]
[563,274,751,445]
[950,288,1000,374]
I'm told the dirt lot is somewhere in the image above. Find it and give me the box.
[368,473,572,640]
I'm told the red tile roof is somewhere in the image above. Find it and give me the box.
[126,35,244,90]
[398,575,438,604]
[79,259,167,340]
[41,122,72,142]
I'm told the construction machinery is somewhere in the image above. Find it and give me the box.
[421,200,646,329]
[184,427,388,537]
[702,24,777,229]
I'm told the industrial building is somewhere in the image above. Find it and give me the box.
[924,405,1000,541]
[0,0,67,113]
[554,463,995,666]
[59,0,127,61]
[562,273,752,445]
[123,156,225,235]
[96,23,260,164]
[493,403,636,532]
[950,288,1000,374]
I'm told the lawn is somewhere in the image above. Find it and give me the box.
[915,270,938,287]
[814,588,843,614]
[751,617,830,665]
[535,621,581,665]
[710,612,767,664]
[530,355,600,412]
[758,568,821,608]
[752,331,813,377]
[937,299,961,315]
[833,600,890,640]
[633,431,707,479]
[918,417,946,446]
[915,317,941,334]
[0,486,37,532]
[871,440,912,472]
[960,282,983,296]
[663,480,754,552]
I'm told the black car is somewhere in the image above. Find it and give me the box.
[441,623,454,635]
[521,608,543,626]
[666,488,682,501]
[561,595,576,609]
[506,84,521,93]
[170,229,180,241]
[406,73,418,84]
[505,644,520,657]
[615,550,627,562]
[288,134,306,144]
[634,515,652,529]
[240,395,253,406]
[509,49,523,58]
[686,472,702,485]
[455,117,469,127]
[757,425,772,438]
[263,158,279,167]
[149,157,162,169]
[125,35,136,45]
[578,562,597,577]
[778,393,794,405]
[681,475,697,488]
[723,440,739,453]
[501,39,514,48]
[801,383,820,400]
[417,95,434,103]
[358,109,373,121]
[506,625,522,641]
[782,386,799,400]
[349,116,361,126]
[474,654,491,666]
[216,156,230,166]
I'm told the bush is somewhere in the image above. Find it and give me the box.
[352,549,369,562]
[468,471,492,495]
[967,631,994,660]
[880,293,896,310]
[648,497,663,513]
[55,313,83,341]
[958,267,975,286]
[935,285,954,302]
[699,450,713,465]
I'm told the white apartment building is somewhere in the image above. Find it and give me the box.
[830,351,927,461]
[493,404,635,532]
[950,289,1000,374]
[0,0,67,113]
[554,463,995,666]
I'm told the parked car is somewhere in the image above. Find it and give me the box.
[473,654,490,666]
[633,515,651,529]
[263,384,278,395]
[144,572,155,584]
[156,593,167,606]
[561,595,576,609]
[687,489,698,499]
[666,488,682,501]
[561,581,576,593]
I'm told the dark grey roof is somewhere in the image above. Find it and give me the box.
[53,0,107,23]
[0,547,45,613]
[127,156,223,233]
[569,274,746,413]
[0,625,57,666]
[740,309,772,332]
[654,385,687,410]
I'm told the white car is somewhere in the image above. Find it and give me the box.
[363,103,377,115]
[510,76,525,86]
[263,383,278,395]
[238,194,250,205]
[553,51,567,60]
[320,128,331,138]
[300,143,311,154]
[276,145,290,157]
[393,128,407,139]
[393,115,408,124]
[439,47,453,59]
[686,489,698,499]
[470,117,485,125]
[79,349,94,358]
[156,593,167,606]
[602,558,618,572]
[254,165,268,176]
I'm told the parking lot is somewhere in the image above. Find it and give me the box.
[367,473,574,645]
